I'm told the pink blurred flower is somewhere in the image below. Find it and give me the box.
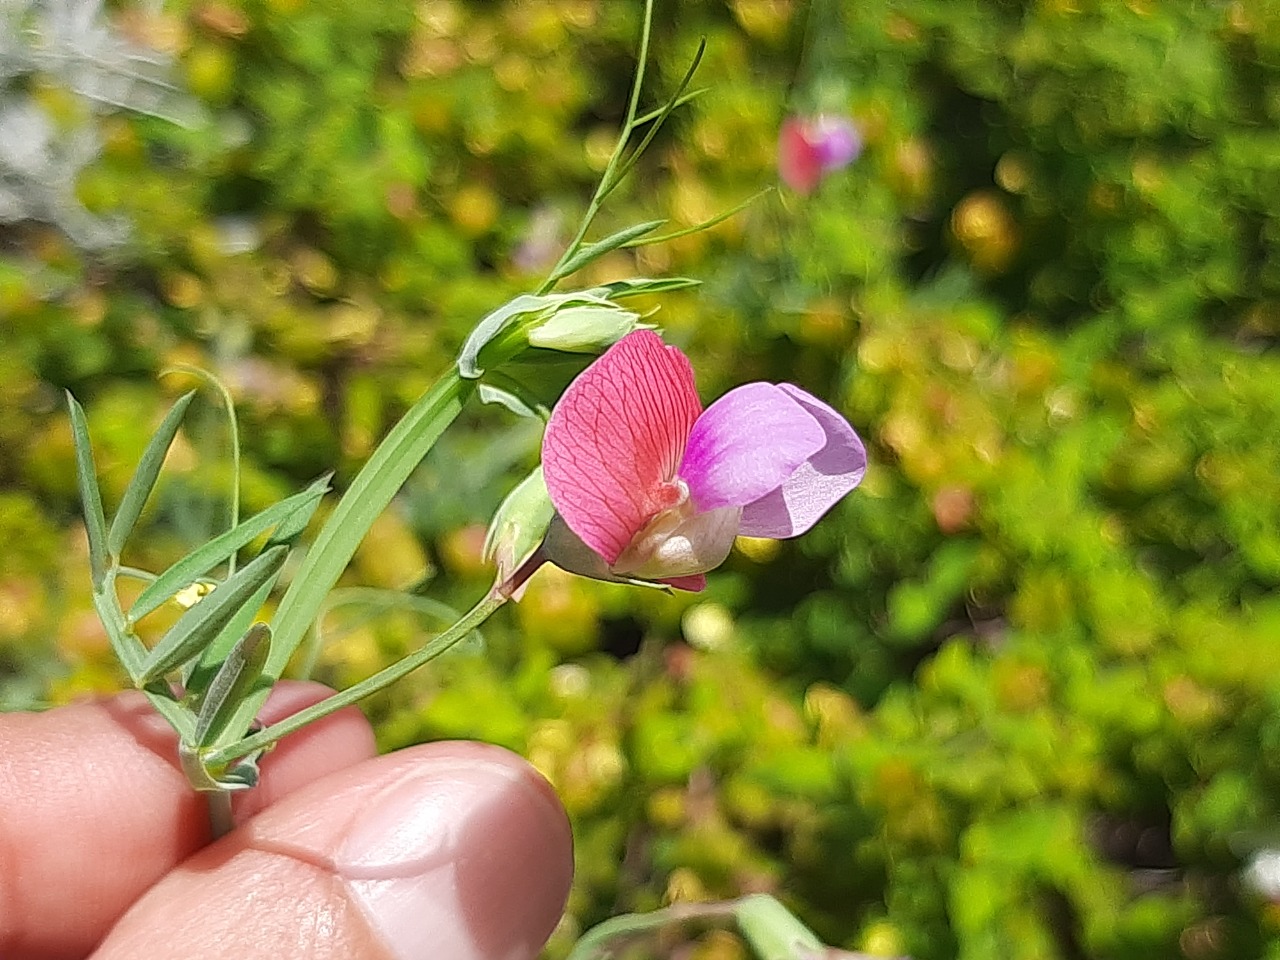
[536,330,866,592]
[778,115,862,194]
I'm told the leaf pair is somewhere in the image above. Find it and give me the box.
[69,390,194,591]
[69,389,328,780]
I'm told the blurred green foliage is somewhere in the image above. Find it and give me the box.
[3,0,1280,957]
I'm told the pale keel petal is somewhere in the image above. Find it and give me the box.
[614,504,741,580]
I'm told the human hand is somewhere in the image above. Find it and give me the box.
[0,682,573,959]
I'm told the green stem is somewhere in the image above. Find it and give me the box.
[566,900,740,960]
[203,591,505,768]
[538,0,655,294]
[207,791,234,840]
[115,565,158,583]
[622,187,773,248]
[297,586,458,679]
[565,895,846,960]
[162,365,242,575]
[203,369,474,754]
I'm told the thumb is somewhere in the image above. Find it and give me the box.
[93,741,573,960]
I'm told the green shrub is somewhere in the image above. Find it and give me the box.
[2,1,1278,956]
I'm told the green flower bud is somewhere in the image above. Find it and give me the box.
[458,291,649,378]
[484,466,555,595]
[526,301,647,353]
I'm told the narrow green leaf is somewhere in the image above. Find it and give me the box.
[631,87,709,125]
[107,391,196,559]
[592,277,702,299]
[129,477,328,623]
[621,189,773,249]
[183,576,275,698]
[194,623,272,747]
[208,372,473,753]
[549,219,666,285]
[144,688,197,743]
[139,545,287,683]
[67,392,109,588]
[266,371,471,664]
[267,472,333,546]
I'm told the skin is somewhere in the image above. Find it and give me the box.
[0,682,574,960]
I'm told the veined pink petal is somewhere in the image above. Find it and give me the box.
[542,330,702,564]
[679,382,825,513]
[778,117,823,194]
[738,384,866,538]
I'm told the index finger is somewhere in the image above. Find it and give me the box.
[0,683,376,960]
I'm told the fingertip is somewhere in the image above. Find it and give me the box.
[232,681,378,820]
[0,681,376,958]
[96,741,574,960]
[332,742,574,960]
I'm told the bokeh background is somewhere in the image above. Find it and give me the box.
[3,0,1280,957]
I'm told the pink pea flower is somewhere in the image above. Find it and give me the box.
[778,115,862,194]
[531,330,866,592]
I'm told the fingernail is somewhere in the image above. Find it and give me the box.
[336,749,572,960]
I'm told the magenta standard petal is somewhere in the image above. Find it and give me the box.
[542,330,702,564]
[679,382,825,514]
[738,384,866,538]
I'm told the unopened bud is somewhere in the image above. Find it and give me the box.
[459,291,649,378]
[526,301,646,353]
[484,467,555,593]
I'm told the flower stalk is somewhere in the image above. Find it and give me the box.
[202,590,506,770]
